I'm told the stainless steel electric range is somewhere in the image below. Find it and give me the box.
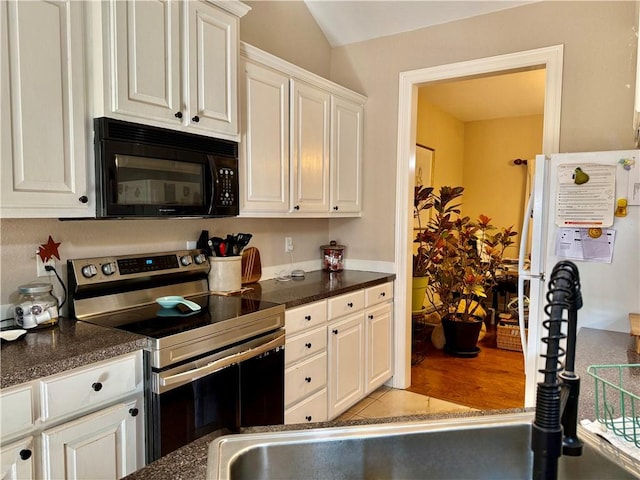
[67,249,285,462]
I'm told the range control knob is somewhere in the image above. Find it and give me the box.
[101,262,117,276]
[194,253,207,265]
[81,264,98,278]
[180,255,193,266]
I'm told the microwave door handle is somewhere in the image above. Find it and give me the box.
[160,333,284,388]
[207,157,216,215]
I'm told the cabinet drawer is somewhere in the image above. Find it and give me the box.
[285,325,327,366]
[365,282,394,307]
[0,383,35,441]
[284,388,328,425]
[327,290,364,320]
[285,300,327,335]
[40,352,141,423]
[285,352,327,407]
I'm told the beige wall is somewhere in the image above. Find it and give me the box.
[0,0,333,306]
[330,1,637,265]
[1,1,637,307]
[240,0,332,78]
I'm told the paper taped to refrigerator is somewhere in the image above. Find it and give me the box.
[555,227,616,263]
[555,164,616,228]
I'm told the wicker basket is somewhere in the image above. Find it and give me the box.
[497,323,527,352]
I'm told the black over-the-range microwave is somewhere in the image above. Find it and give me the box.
[94,117,239,218]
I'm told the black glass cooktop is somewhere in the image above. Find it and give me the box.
[81,294,282,339]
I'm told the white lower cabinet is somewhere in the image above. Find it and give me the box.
[1,437,35,480]
[0,351,144,480]
[365,302,393,394]
[284,281,394,424]
[41,399,142,480]
[284,301,329,424]
[327,313,365,418]
[284,388,327,425]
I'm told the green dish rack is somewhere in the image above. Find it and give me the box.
[587,364,640,448]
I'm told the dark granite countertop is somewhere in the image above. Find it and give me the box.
[125,327,640,480]
[242,270,396,308]
[0,317,147,389]
[0,270,394,390]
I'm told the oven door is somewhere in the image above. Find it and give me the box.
[147,330,284,461]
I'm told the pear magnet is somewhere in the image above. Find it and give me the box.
[573,167,589,185]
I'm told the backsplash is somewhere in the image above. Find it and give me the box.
[0,217,335,314]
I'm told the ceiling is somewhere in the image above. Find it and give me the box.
[304,1,538,48]
[420,68,546,122]
[303,1,545,122]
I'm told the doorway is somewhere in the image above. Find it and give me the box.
[392,46,564,408]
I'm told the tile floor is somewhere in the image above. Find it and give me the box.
[335,385,478,421]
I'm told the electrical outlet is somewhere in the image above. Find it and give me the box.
[284,236,294,253]
[37,256,56,277]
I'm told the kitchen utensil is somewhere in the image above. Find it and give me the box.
[241,247,262,284]
[236,233,253,254]
[155,296,201,311]
[0,328,27,343]
[210,237,225,257]
[197,230,212,256]
[226,234,237,256]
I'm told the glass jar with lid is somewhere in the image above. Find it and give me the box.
[14,282,59,329]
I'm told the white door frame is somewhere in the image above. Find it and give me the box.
[392,45,563,407]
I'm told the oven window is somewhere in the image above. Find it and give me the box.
[155,364,240,458]
[114,154,204,206]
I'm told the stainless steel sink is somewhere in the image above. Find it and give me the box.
[207,412,640,479]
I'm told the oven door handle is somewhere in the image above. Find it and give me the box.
[159,333,284,388]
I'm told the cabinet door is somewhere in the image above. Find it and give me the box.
[1,0,90,218]
[290,80,330,214]
[41,399,141,480]
[186,1,238,136]
[1,437,35,480]
[111,0,181,124]
[327,313,364,418]
[330,96,363,215]
[365,303,393,394]
[239,60,290,215]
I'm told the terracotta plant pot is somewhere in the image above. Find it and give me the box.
[441,315,483,357]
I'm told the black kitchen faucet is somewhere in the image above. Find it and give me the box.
[531,260,584,480]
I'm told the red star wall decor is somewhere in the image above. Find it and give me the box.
[38,236,61,262]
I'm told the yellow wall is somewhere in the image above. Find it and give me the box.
[462,115,543,258]
[416,95,465,194]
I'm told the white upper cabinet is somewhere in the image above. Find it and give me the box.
[110,0,181,125]
[239,60,290,214]
[186,1,239,135]
[94,0,248,141]
[291,80,331,214]
[239,43,366,218]
[331,96,363,214]
[1,0,91,218]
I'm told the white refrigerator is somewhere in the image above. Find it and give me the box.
[518,150,640,406]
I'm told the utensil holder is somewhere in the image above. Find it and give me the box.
[208,257,242,292]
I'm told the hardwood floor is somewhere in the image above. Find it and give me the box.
[408,323,526,410]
